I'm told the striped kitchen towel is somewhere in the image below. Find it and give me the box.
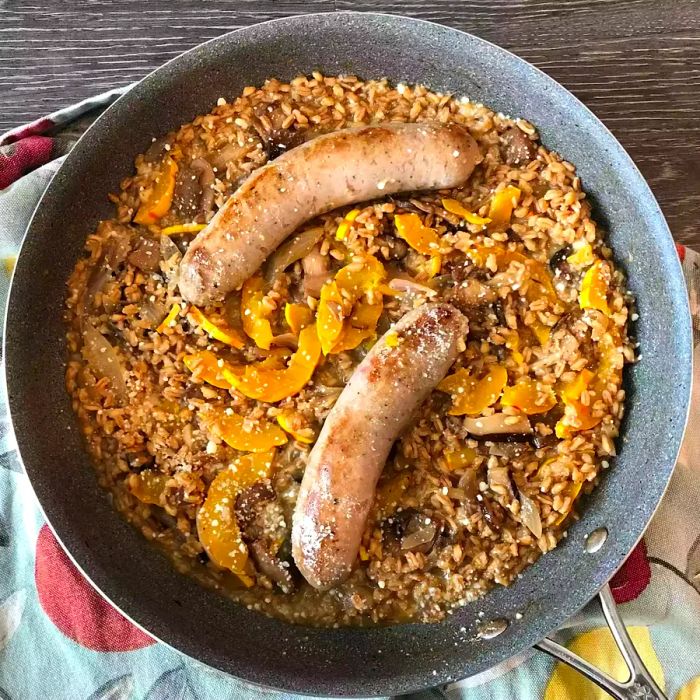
[1,92,699,700]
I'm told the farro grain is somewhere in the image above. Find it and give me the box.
[64,74,632,628]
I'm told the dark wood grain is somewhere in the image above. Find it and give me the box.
[0,0,698,246]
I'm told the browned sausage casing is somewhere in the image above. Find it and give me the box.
[178,123,481,305]
[291,303,469,590]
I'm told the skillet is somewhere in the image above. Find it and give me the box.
[4,12,692,697]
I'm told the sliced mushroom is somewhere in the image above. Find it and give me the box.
[379,508,417,554]
[450,262,489,285]
[488,442,528,459]
[549,245,573,275]
[378,508,441,556]
[389,196,424,214]
[223,291,243,330]
[375,235,409,261]
[447,277,498,312]
[128,235,161,273]
[301,246,332,298]
[235,481,275,533]
[103,233,132,270]
[82,230,132,313]
[532,433,558,449]
[263,127,312,161]
[501,126,537,166]
[190,158,216,220]
[152,508,179,532]
[83,266,112,313]
[549,245,583,295]
[477,494,505,531]
[173,166,202,218]
[458,467,481,501]
[143,136,173,164]
[250,541,296,593]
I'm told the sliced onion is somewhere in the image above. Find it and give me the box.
[463,413,531,437]
[160,235,182,284]
[160,234,181,263]
[210,142,248,171]
[401,520,438,553]
[518,490,543,539]
[84,266,112,312]
[81,325,128,403]
[265,227,325,283]
[139,299,168,327]
[487,464,514,496]
[458,468,480,502]
[388,277,437,297]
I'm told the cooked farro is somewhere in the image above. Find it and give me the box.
[64,74,632,626]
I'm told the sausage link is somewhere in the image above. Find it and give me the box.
[291,303,468,590]
[178,123,481,304]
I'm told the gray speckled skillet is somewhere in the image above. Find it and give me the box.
[4,12,692,698]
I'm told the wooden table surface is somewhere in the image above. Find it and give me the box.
[1,0,698,246]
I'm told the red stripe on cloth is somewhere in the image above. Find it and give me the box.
[0,135,54,189]
[0,117,55,146]
[35,525,154,652]
[610,540,651,604]
[676,243,686,262]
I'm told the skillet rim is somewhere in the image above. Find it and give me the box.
[4,11,692,696]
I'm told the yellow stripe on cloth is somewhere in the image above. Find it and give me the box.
[544,627,664,700]
[3,256,16,275]
[676,676,700,699]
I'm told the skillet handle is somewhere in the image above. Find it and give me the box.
[535,584,667,700]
